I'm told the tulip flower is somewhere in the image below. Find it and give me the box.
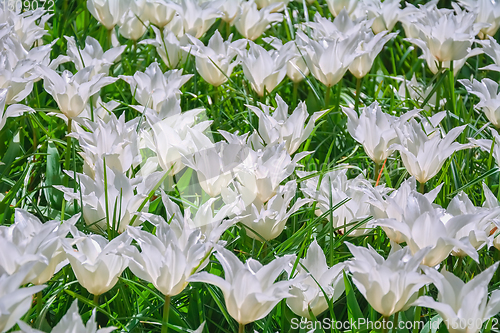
[287,240,346,319]
[479,36,500,72]
[69,112,141,177]
[176,0,221,38]
[144,108,214,175]
[118,9,149,41]
[0,57,38,105]
[182,141,244,197]
[87,0,131,30]
[188,246,298,326]
[471,128,500,171]
[444,191,500,257]
[299,31,361,87]
[0,209,77,285]
[255,0,290,10]
[38,66,117,119]
[392,118,470,185]
[481,183,500,250]
[138,0,179,28]
[120,62,192,111]
[185,31,246,87]
[0,7,51,50]
[346,242,432,317]
[0,89,33,131]
[230,144,309,204]
[460,78,500,128]
[343,102,419,165]
[141,26,188,69]
[374,192,481,267]
[362,0,404,34]
[125,216,213,297]
[459,0,500,39]
[299,169,386,237]
[239,180,312,241]
[325,0,359,17]
[239,41,290,97]
[63,231,131,296]
[234,0,283,40]
[414,263,500,333]
[348,30,397,79]
[218,0,242,24]
[396,74,442,110]
[248,95,326,154]
[405,5,483,66]
[264,37,310,83]
[56,161,164,233]
[0,266,46,333]
[65,36,125,78]
[366,177,443,243]
[303,10,372,41]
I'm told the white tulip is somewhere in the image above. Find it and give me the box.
[287,240,346,319]
[405,5,482,63]
[125,215,213,297]
[139,0,179,28]
[302,10,372,41]
[299,169,386,237]
[0,209,77,285]
[56,161,164,233]
[118,9,149,41]
[87,0,131,30]
[248,95,326,154]
[239,180,312,241]
[393,118,470,184]
[299,31,362,87]
[176,0,221,38]
[120,62,192,110]
[185,31,246,87]
[0,57,37,104]
[346,242,432,317]
[325,0,358,17]
[396,74,442,110]
[239,41,290,97]
[460,78,500,128]
[470,127,500,170]
[38,66,117,119]
[218,0,242,24]
[65,36,126,78]
[349,30,397,78]
[0,7,51,50]
[69,112,141,177]
[414,263,500,333]
[63,231,131,296]
[479,36,500,72]
[255,0,290,10]
[366,177,443,243]
[0,266,46,333]
[264,37,310,83]
[234,0,283,40]
[459,0,500,39]
[188,246,298,325]
[362,0,404,34]
[374,193,481,267]
[481,183,500,251]
[0,89,33,131]
[343,102,419,165]
[141,26,188,69]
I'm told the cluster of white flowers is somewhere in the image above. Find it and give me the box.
[4,0,500,332]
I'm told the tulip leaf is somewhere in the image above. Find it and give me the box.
[343,271,364,331]
[45,140,64,209]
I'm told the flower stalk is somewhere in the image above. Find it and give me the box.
[162,295,171,333]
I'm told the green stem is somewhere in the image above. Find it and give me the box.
[239,323,245,333]
[61,118,73,219]
[418,181,425,194]
[355,77,362,113]
[162,295,171,333]
[382,317,389,333]
[93,294,99,307]
[325,86,331,107]
[412,288,425,333]
[36,291,43,317]
[374,163,380,182]
[106,29,112,51]
[449,61,456,115]
[292,82,299,109]
[392,312,399,333]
